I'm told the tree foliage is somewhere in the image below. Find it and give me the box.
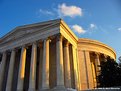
[97,57,121,87]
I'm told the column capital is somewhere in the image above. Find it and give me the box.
[43,37,51,43]
[64,40,70,47]
[1,50,7,54]
[12,48,16,51]
[8,48,16,52]
[83,50,90,53]
[56,33,63,42]
[100,54,107,58]
[92,52,100,58]
[90,52,96,56]
[6,50,11,56]
[31,41,38,45]
[19,45,26,49]
[72,45,76,50]
[95,52,100,56]
[38,42,43,48]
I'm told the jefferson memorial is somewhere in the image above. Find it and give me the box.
[0,19,116,91]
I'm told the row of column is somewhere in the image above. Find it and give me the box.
[87,52,107,88]
[78,50,107,90]
[90,53,101,88]
[0,34,77,91]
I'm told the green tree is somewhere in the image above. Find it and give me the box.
[97,57,121,87]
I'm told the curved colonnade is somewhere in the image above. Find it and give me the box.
[77,38,116,90]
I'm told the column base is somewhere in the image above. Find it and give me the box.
[54,85,65,89]
[28,88,35,91]
[51,86,76,91]
[38,87,77,91]
[17,89,23,91]
[39,87,49,91]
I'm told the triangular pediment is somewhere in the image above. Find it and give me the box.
[0,19,61,44]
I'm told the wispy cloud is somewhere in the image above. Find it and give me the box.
[58,3,83,17]
[118,28,121,31]
[39,9,54,16]
[90,23,97,30]
[72,24,86,34]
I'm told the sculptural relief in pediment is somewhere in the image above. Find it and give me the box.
[0,30,26,44]
[0,20,59,44]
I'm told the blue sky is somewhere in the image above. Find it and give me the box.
[0,0,121,61]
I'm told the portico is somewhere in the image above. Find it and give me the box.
[0,19,79,91]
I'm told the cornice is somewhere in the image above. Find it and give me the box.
[60,19,78,43]
[78,38,116,59]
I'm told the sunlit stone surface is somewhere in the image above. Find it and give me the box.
[0,19,116,91]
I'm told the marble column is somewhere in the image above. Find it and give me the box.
[95,53,101,76]
[84,51,94,89]
[41,38,50,89]
[76,48,81,90]
[100,54,107,62]
[28,43,37,91]
[6,49,16,91]
[17,46,27,91]
[91,62,97,88]
[72,46,78,89]
[0,52,7,91]
[38,43,43,90]
[69,45,75,89]
[56,34,65,88]
[0,54,2,64]
[64,41,71,88]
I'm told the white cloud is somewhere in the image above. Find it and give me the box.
[118,28,121,31]
[90,23,97,29]
[72,24,86,34]
[39,9,54,16]
[58,3,83,17]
